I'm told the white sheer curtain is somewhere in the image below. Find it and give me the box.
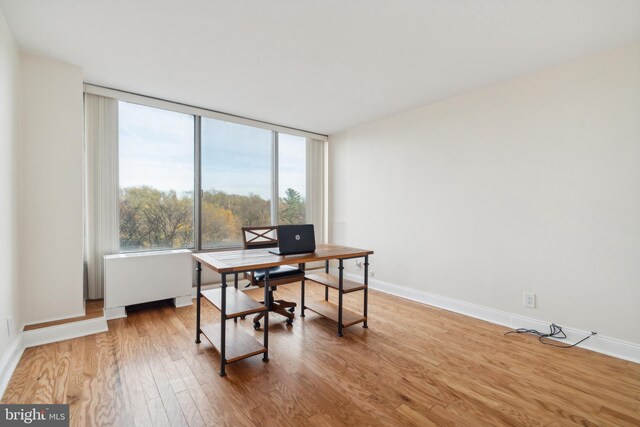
[306,138,326,244]
[85,93,119,299]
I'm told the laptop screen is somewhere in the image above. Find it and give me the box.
[276,224,316,255]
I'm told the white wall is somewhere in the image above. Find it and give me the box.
[0,9,21,358]
[19,54,85,324]
[329,41,640,344]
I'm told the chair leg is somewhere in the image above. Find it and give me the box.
[253,311,265,324]
[272,303,293,318]
[272,303,294,325]
[253,290,296,327]
[275,300,296,313]
[275,299,296,308]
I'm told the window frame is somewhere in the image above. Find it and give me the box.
[198,116,275,250]
[105,86,327,254]
[117,101,197,253]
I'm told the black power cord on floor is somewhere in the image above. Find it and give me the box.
[504,323,596,348]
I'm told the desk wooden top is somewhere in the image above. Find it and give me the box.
[192,244,373,274]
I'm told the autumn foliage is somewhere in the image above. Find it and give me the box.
[119,186,305,250]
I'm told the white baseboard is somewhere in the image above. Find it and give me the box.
[22,317,108,348]
[343,272,640,364]
[104,306,127,320]
[173,295,193,307]
[0,335,25,399]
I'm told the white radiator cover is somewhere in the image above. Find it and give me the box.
[104,249,192,312]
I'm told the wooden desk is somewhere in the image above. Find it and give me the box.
[192,244,373,376]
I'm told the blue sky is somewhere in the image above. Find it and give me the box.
[119,102,305,199]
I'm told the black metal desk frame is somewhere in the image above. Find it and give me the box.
[195,264,272,376]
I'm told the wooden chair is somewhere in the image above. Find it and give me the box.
[241,226,305,329]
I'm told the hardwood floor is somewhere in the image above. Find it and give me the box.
[3,282,639,426]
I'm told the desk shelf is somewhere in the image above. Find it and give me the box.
[305,272,367,293]
[301,257,370,336]
[202,287,266,319]
[305,300,366,328]
[201,323,267,363]
[196,272,269,376]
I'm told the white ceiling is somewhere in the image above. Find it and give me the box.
[1,1,639,135]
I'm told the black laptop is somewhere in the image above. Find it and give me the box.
[269,224,316,256]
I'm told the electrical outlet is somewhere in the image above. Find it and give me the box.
[369,270,375,278]
[523,292,536,308]
[355,260,363,270]
[6,315,13,337]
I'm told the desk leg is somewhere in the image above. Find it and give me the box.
[338,259,344,337]
[299,263,306,317]
[263,269,269,362]
[233,273,238,323]
[325,260,330,301]
[195,262,202,344]
[363,255,369,329]
[220,274,227,376]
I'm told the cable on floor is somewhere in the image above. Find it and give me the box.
[504,323,596,348]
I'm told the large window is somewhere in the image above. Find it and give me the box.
[118,102,195,251]
[115,97,324,252]
[201,118,272,248]
[278,133,307,224]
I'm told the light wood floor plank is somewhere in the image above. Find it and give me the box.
[175,389,206,427]
[2,283,638,426]
[147,396,172,427]
[145,337,189,427]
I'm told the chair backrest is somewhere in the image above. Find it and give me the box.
[242,226,278,250]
